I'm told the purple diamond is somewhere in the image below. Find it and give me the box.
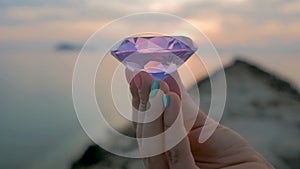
[111,36,197,79]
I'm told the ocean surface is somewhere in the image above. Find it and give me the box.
[0,48,299,169]
[0,50,92,169]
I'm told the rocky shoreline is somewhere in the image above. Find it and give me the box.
[72,59,300,169]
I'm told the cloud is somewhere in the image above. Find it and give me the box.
[0,19,106,43]
[2,6,78,22]
[171,0,300,44]
[0,0,299,57]
[280,1,300,14]
[0,0,78,9]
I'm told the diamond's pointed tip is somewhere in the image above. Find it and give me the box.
[110,50,116,56]
[173,36,198,51]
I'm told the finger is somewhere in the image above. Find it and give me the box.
[138,72,154,111]
[142,80,169,136]
[134,71,153,153]
[126,69,154,110]
[136,118,144,159]
[130,71,152,129]
[166,137,198,169]
[136,117,144,138]
[164,92,198,169]
[129,73,140,130]
[132,80,169,129]
[140,80,170,169]
[165,71,207,131]
[157,80,170,95]
[164,72,181,97]
[130,74,140,110]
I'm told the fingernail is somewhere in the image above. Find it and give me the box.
[163,94,170,108]
[150,80,159,97]
[133,74,142,89]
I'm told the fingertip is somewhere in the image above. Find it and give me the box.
[139,71,154,88]
[164,92,181,128]
[158,80,170,93]
[166,92,181,109]
[126,70,153,89]
[164,74,181,98]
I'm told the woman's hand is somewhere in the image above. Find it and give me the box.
[126,70,274,169]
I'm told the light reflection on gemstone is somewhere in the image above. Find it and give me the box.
[111,36,197,79]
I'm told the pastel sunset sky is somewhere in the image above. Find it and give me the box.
[1,0,300,90]
[1,0,299,57]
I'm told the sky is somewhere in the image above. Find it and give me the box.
[1,0,300,58]
[1,0,300,88]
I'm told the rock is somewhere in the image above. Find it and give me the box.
[189,59,300,169]
[73,59,300,169]
[70,126,143,169]
[71,145,106,169]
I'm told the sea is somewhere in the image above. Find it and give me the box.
[0,47,299,169]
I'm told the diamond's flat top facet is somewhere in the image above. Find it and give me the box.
[111,36,197,79]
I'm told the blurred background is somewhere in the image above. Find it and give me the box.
[0,0,299,169]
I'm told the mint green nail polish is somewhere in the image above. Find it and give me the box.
[150,80,159,97]
[150,89,158,97]
[163,94,170,108]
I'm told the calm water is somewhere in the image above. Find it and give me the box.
[0,48,299,169]
[0,50,92,169]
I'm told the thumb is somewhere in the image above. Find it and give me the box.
[163,92,199,169]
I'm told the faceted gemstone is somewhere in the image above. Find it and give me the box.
[111,36,197,79]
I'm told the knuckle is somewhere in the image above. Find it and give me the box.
[139,91,148,100]
[158,80,170,92]
[167,149,179,164]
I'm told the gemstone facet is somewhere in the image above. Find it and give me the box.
[111,36,197,79]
